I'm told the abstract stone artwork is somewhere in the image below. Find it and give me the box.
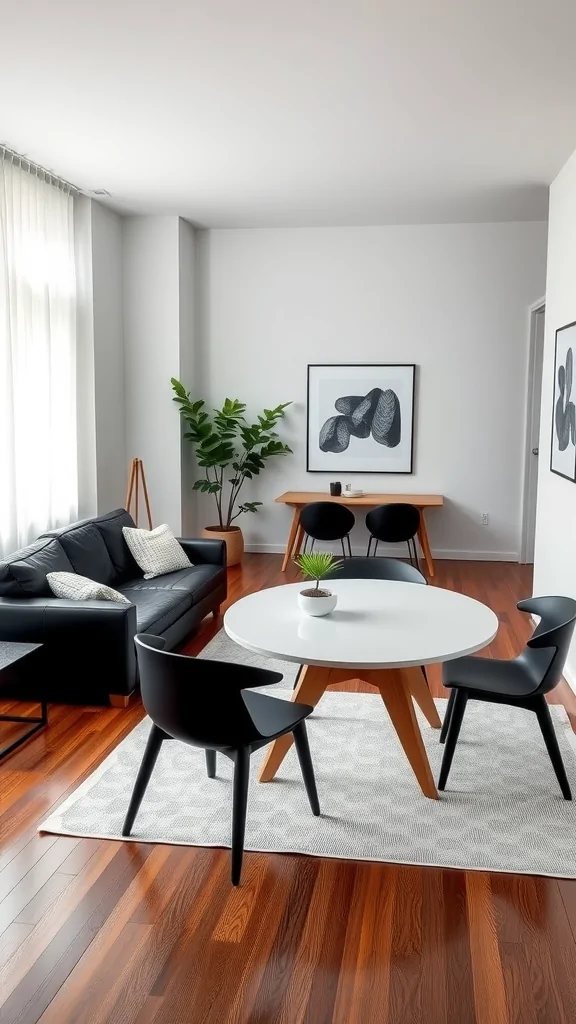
[319,388,401,453]
[551,323,576,482]
[307,364,415,473]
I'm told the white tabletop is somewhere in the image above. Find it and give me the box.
[224,580,499,670]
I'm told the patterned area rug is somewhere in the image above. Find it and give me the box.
[40,630,576,877]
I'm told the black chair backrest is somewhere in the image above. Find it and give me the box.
[518,596,576,694]
[134,634,283,748]
[326,555,426,584]
[365,503,420,543]
[300,501,355,541]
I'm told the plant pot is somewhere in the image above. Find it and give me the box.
[202,526,244,567]
[298,588,338,617]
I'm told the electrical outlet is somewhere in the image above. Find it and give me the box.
[480,512,489,526]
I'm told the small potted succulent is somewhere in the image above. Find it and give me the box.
[294,552,343,617]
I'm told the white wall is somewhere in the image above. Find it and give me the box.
[91,201,126,513]
[122,216,197,534]
[533,148,576,687]
[178,219,199,536]
[198,223,547,556]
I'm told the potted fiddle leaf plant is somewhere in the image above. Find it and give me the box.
[294,551,343,616]
[171,379,292,566]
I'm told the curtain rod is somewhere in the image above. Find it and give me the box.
[0,143,81,195]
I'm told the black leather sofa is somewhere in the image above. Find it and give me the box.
[0,509,227,706]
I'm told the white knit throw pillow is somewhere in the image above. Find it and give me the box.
[122,524,192,579]
[47,572,131,603]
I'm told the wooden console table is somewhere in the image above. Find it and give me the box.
[275,491,444,576]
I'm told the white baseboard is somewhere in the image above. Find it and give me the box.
[244,542,519,562]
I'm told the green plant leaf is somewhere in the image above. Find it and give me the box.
[294,552,343,583]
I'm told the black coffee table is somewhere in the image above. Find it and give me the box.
[0,642,47,761]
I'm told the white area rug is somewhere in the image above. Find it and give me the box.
[40,631,576,877]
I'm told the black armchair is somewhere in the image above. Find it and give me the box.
[122,634,321,885]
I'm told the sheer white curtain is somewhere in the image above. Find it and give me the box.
[0,153,78,556]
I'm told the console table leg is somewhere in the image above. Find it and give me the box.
[281,507,302,572]
[417,513,435,577]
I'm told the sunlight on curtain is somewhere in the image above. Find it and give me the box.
[0,155,78,556]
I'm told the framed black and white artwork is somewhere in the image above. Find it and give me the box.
[550,321,576,482]
[307,363,416,473]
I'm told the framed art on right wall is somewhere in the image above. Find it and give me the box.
[551,320,576,481]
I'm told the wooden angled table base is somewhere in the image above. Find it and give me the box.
[258,663,441,799]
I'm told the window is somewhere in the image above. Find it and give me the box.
[0,151,78,556]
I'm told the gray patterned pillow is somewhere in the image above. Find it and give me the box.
[122,524,192,579]
[47,572,131,603]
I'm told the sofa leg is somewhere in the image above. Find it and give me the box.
[109,694,130,709]
[212,606,221,619]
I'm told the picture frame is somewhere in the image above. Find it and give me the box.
[550,321,576,482]
[306,363,416,473]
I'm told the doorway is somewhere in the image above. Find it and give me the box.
[520,299,546,563]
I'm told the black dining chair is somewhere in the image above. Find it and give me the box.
[326,555,426,585]
[300,501,355,558]
[438,596,576,799]
[365,503,421,567]
[122,634,320,885]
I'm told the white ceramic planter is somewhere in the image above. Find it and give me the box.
[298,590,338,617]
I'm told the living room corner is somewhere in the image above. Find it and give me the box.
[5,6,576,1021]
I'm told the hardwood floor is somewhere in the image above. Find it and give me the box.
[1,556,576,1023]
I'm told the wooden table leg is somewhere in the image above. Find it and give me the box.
[258,664,332,780]
[370,669,439,799]
[281,507,301,572]
[417,512,435,577]
[292,522,305,559]
[402,666,442,729]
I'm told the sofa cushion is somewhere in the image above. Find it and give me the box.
[0,538,49,597]
[47,571,131,604]
[92,509,141,582]
[119,565,225,606]
[9,540,75,596]
[122,524,192,579]
[121,587,192,634]
[43,522,116,585]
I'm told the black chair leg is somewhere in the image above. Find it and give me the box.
[347,534,352,557]
[440,689,456,744]
[292,664,303,691]
[293,721,320,816]
[205,749,216,778]
[341,538,347,559]
[535,698,572,800]
[438,690,468,790]
[366,536,374,557]
[122,724,166,836]
[231,748,250,885]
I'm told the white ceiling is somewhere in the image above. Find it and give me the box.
[3,0,576,226]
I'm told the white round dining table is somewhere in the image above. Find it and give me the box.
[224,579,498,799]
